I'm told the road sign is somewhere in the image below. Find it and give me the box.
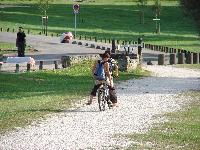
[73,4,80,38]
[73,4,80,13]
[153,18,160,21]
[153,17,160,34]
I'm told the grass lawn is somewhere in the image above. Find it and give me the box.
[125,91,200,150]
[0,61,149,134]
[0,42,17,55]
[0,0,199,52]
[0,42,32,55]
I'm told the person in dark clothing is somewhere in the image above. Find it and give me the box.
[16,27,26,57]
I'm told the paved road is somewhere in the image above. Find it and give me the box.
[0,32,165,62]
[0,32,108,60]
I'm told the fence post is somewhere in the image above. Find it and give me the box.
[27,63,31,71]
[15,64,19,73]
[199,53,200,64]
[54,61,58,69]
[158,54,165,65]
[174,49,177,53]
[0,63,2,71]
[186,52,193,64]
[170,53,176,65]
[177,53,184,64]
[39,61,43,70]
[193,53,198,64]
[111,39,116,53]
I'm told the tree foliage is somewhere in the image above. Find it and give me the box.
[180,0,200,29]
[138,0,147,24]
[38,0,53,16]
[153,0,161,17]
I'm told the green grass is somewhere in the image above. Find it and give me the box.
[0,42,32,55]
[0,42,17,55]
[126,91,200,150]
[0,61,148,134]
[0,0,199,52]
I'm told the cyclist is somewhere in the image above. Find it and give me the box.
[104,50,119,107]
[86,53,113,105]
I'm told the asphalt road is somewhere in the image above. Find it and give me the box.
[0,32,165,62]
[0,32,109,60]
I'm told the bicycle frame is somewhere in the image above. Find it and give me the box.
[97,83,111,111]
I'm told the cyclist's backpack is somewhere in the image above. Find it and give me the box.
[94,60,106,80]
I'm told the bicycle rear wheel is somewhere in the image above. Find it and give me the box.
[98,89,106,111]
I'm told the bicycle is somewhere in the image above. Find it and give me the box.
[97,83,112,111]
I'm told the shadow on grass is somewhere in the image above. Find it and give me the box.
[1,4,198,40]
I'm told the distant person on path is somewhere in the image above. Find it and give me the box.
[16,27,26,57]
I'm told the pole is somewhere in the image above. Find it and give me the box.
[74,12,76,39]
[155,14,158,33]
[45,16,48,36]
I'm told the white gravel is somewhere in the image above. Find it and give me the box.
[0,65,200,150]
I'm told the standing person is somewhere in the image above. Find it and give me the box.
[86,53,113,105]
[16,27,26,57]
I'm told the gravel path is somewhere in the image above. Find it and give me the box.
[0,65,200,150]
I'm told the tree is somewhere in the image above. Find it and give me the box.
[138,0,147,24]
[180,0,200,30]
[152,0,161,33]
[38,0,53,35]
[153,0,161,17]
[38,0,53,16]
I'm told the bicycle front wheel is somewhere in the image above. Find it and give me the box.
[98,89,106,111]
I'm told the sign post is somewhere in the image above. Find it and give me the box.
[153,15,160,34]
[42,16,48,36]
[73,4,80,39]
